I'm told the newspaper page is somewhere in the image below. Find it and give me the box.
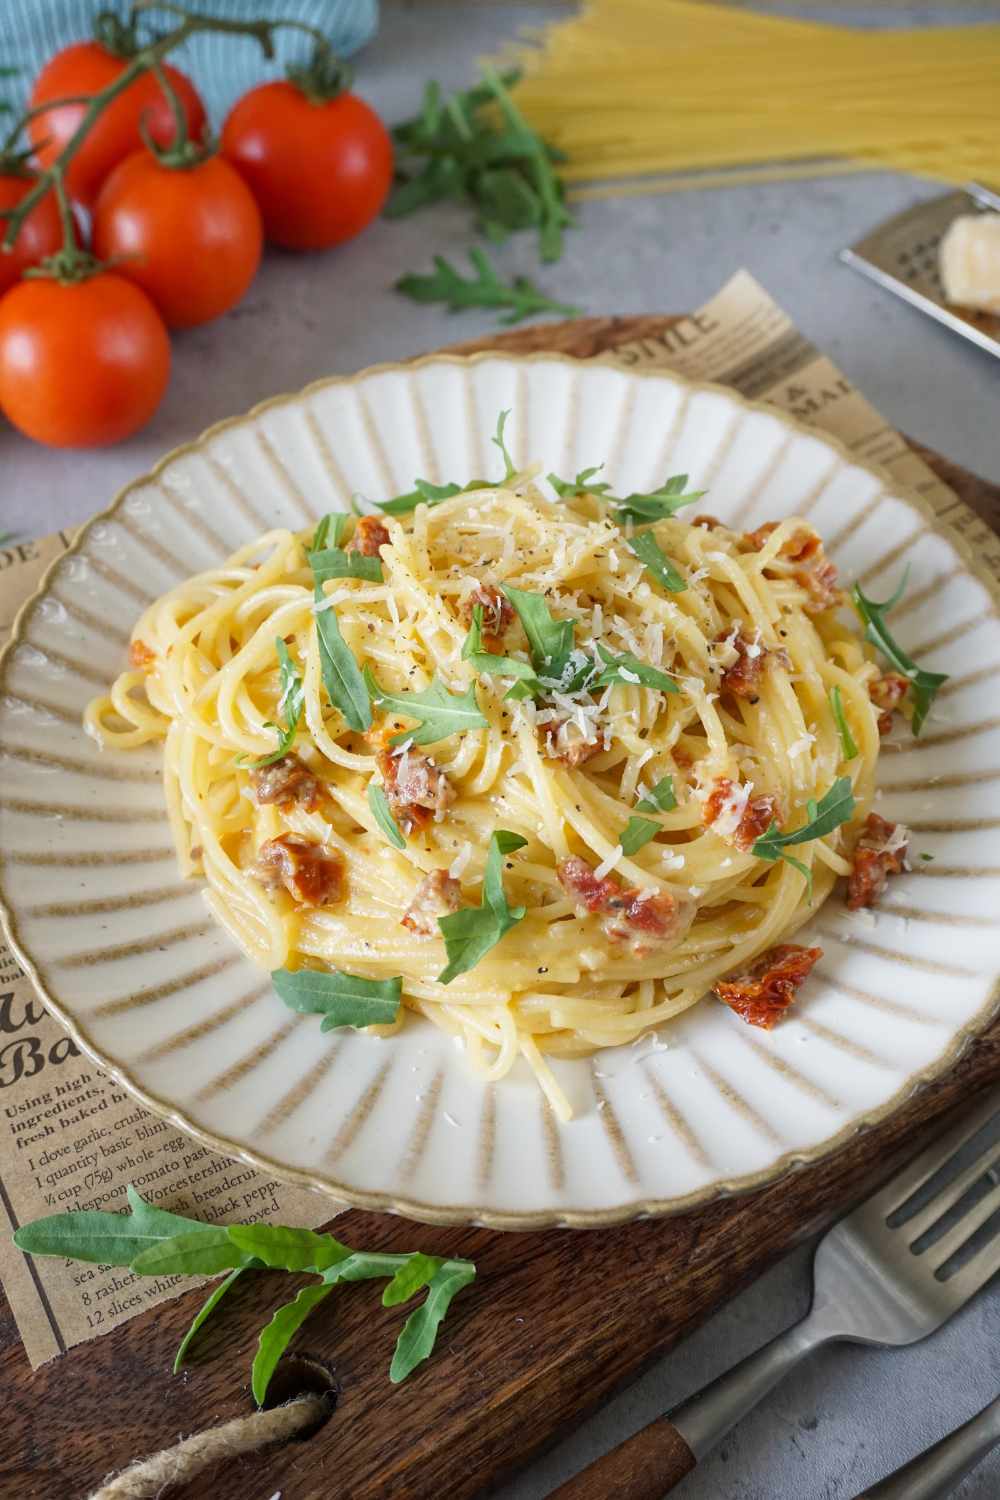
[0,536,330,1369]
[0,269,979,1371]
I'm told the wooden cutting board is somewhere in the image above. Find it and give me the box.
[3,316,998,1500]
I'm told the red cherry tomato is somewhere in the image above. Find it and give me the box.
[0,272,170,448]
[29,44,206,208]
[0,175,63,296]
[221,81,392,251]
[93,151,263,329]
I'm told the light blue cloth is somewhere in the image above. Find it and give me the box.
[0,1,379,123]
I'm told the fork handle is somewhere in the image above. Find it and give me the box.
[856,1394,1000,1500]
[550,1315,825,1499]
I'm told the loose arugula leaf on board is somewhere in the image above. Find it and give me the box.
[312,513,349,551]
[389,1259,477,1383]
[365,666,488,746]
[612,474,705,523]
[131,1227,248,1278]
[244,638,304,768]
[395,249,579,326]
[271,967,402,1031]
[547,465,611,500]
[851,575,948,735]
[627,532,688,594]
[251,1282,335,1406]
[382,1252,444,1307]
[368,782,407,849]
[174,1267,249,1373]
[13,1191,206,1267]
[829,685,859,761]
[437,830,527,984]
[593,644,678,693]
[500,585,575,675]
[752,777,856,860]
[313,584,371,732]
[482,66,572,263]
[228,1223,354,1274]
[308,546,383,584]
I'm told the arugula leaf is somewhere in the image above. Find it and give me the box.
[271,967,402,1031]
[612,474,705,523]
[437,830,527,983]
[752,777,856,864]
[312,513,349,551]
[131,1228,248,1278]
[174,1267,249,1373]
[829,685,859,761]
[491,409,517,480]
[390,1260,477,1382]
[378,478,464,517]
[244,638,303,768]
[365,666,488,746]
[462,604,539,691]
[228,1223,354,1273]
[368,782,406,849]
[15,1186,478,1403]
[501,586,575,676]
[547,465,611,500]
[852,576,948,735]
[617,776,678,855]
[308,546,383,584]
[313,584,371,732]
[252,1282,334,1406]
[482,67,572,262]
[627,532,688,594]
[13,1190,205,1266]
[637,776,677,814]
[382,1252,443,1307]
[396,249,579,326]
[593,644,678,693]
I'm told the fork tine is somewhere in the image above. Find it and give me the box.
[927,1178,1000,1274]
[902,1140,1000,1243]
[943,1217,1000,1300]
[860,1089,1000,1221]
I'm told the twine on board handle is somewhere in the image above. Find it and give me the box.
[87,1393,328,1500]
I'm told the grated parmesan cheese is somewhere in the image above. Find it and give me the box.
[449,842,473,879]
[594,844,624,879]
[710,780,752,838]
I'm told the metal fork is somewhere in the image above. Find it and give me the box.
[551,1088,1000,1500]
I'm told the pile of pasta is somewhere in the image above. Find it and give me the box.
[505,0,1000,199]
[89,469,884,1117]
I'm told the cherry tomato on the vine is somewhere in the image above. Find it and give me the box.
[221,81,393,251]
[29,44,206,208]
[93,151,263,329]
[0,273,170,448]
[0,174,63,297]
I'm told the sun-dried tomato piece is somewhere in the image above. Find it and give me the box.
[128,639,155,669]
[703,777,780,852]
[539,720,601,768]
[251,833,343,907]
[461,583,514,652]
[401,869,463,935]
[869,672,909,735]
[249,752,322,812]
[557,857,693,954]
[377,745,455,832]
[715,942,823,1028]
[717,630,791,701]
[346,515,390,557]
[742,522,839,613]
[691,514,723,530]
[846,813,908,910]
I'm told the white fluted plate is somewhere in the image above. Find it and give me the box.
[2,353,999,1229]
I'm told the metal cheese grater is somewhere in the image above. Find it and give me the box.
[841,182,1000,360]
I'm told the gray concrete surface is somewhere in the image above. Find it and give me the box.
[1,4,997,1497]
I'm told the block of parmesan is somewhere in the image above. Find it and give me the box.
[939,213,1000,314]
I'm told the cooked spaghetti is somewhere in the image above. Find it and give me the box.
[86,446,895,1119]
